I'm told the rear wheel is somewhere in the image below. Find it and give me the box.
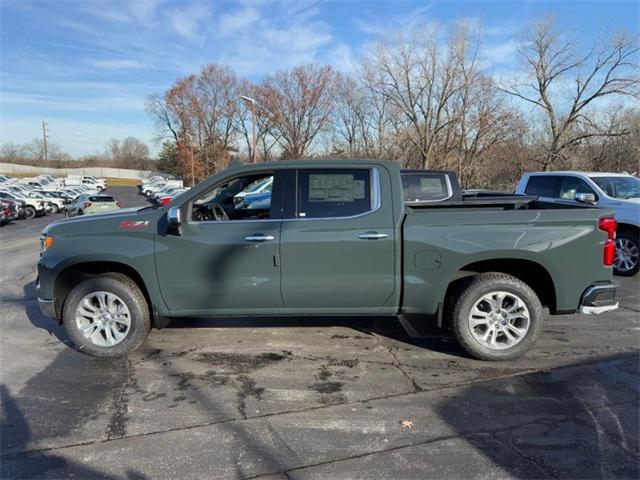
[614,230,639,276]
[63,274,151,357]
[450,273,542,361]
[23,205,36,219]
[49,203,59,214]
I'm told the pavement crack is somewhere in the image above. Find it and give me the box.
[372,332,423,393]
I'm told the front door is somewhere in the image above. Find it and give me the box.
[279,167,397,311]
[155,170,284,315]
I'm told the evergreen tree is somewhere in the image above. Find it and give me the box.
[156,141,180,176]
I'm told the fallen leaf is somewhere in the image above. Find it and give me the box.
[401,420,413,428]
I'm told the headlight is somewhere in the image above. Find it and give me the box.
[40,234,54,253]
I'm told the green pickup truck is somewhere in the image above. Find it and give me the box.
[37,160,619,361]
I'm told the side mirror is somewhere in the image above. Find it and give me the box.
[167,206,182,235]
[575,193,596,204]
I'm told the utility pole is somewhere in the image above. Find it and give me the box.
[240,96,257,162]
[42,121,48,162]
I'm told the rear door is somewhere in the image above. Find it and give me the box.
[279,166,397,311]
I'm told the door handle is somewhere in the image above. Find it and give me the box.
[358,232,389,240]
[245,234,275,242]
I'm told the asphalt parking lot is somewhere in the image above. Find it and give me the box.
[1,187,639,479]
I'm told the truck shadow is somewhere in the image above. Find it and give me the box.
[164,315,468,357]
[1,375,146,479]
[436,352,639,478]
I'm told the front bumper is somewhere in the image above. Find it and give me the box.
[578,283,618,315]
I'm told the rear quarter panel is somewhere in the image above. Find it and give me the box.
[402,207,614,315]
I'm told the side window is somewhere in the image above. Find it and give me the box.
[191,172,275,222]
[296,169,372,219]
[558,177,597,200]
[524,176,562,198]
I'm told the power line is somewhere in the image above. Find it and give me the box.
[47,122,107,139]
[48,130,75,153]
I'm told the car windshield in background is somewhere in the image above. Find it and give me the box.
[89,196,115,202]
[591,176,640,198]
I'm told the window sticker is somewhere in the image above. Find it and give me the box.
[309,174,357,202]
[352,180,366,199]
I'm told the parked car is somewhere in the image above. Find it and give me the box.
[64,194,122,217]
[25,191,65,214]
[0,189,46,219]
[0,200,10,225]
[516,172,640,276]
[65,175,106,191]
[38,160,618,360]
[233,176,273,203]
[139,175,166,191]
[0,197,22,221]
[158,189,187,206]
[143,179,183,197]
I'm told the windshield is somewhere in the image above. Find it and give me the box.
[591,176,640,198]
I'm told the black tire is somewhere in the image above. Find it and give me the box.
[614,230,639,276]
[23,206,36,219]
[450,272,543,361]
[50,204,59,214]
[62,273,151,358]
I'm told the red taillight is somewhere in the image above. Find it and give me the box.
[83,202,92,208]
[160,197,171,206]
[598,217,617,239]
[598,217,617,266]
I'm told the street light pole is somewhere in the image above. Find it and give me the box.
[185,131,195,187]
[240,95,257,163]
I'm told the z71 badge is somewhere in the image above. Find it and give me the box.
[118,220,150,229]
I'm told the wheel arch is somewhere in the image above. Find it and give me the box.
[444,258,557,316]
[54,261,153,323]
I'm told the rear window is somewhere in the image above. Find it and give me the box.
[89,196,114,202]
[402,173,450,202]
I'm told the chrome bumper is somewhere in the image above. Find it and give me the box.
[578,283,618,315]
[37,298,56,318]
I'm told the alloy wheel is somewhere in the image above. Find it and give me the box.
[615,238,639,273]
[75,291,132,347]
[468,290,531,350]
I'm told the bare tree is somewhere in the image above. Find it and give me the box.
[256,64,338,159]
[105,137,150,169]
[363,23,484,169]
[503,16,639,169]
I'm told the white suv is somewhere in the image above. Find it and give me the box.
[516,172,640,276]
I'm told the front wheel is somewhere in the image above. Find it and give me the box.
[614,230,639,276]
[450,273,542,361]
[50,204,59,214]
[62,274,151,357]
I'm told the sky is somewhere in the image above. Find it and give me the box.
[0,0,638,158]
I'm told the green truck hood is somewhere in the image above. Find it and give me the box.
[43,207,161,237]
